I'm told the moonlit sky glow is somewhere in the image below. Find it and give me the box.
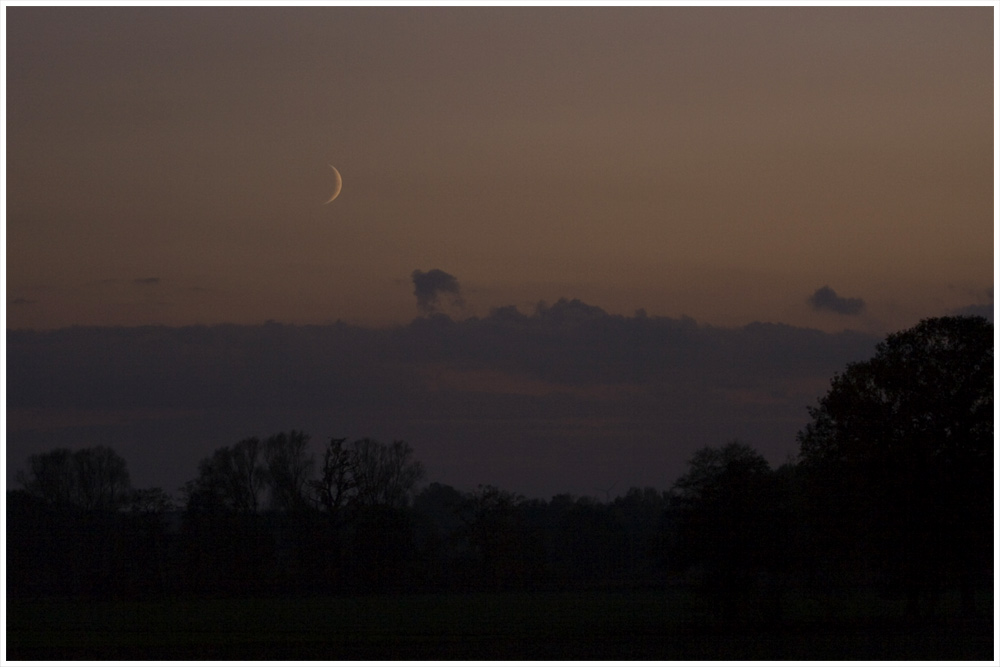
[7,6,992,333]
[4,6,994,498]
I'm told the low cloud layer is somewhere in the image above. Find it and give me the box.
[808,285,865,315]
[954,303,993,321]
[7,301,882,498]
[412,269,463,315]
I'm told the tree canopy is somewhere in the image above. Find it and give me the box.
[797,315,993,614]
[17,445,132,512]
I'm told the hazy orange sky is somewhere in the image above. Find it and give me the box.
[6,6,994,334]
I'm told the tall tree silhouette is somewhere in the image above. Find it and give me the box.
[310,437,355,514]
[797,315,993,617]
[263,430,314,512]
[181,438,274,593]
[343,439,424,591]
[350,438,425,508]
[18,446,132,511]
[184,437,266,514]
[457,485,544,591]
[667,441,783,623]
[12,446,144,597]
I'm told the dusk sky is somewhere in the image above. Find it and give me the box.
[5,6,995,498]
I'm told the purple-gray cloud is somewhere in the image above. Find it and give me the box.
[808,285,865,315]
[953,303,993,321]
[6,301,882,499]
[411,269,463,315]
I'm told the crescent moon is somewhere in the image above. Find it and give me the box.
[325,165,342,204]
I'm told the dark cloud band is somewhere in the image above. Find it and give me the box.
[6,300,884,498]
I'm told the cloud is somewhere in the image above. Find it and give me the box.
[6,301,881,499]
[808,285,865,315]
[9,297,36,306]
[953,303,993,321]
[133,277,160,285]
[534,298,608,324]
[411,269,463,315]
[948,286,992,322]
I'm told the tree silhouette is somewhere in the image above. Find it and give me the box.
[667,441,782,624]
[797,315,993,617]
[263,430,314,512]
[183,437,266,514]
[337,439,424,592]
[350,438,425,508]
[18,446,132,512]
[456,485,544,591]
[119,487,177,597]
[180,437,276,594]
[310,437,355,515]
[11,446,175,598]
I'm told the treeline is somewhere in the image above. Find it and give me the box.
[8,437,671,598]
[7,316,993,622]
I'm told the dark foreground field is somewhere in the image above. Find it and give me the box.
[7,589,994,661]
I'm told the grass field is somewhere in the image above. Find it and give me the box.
[6,589,994,660]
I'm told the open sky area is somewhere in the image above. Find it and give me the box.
[5,5,995,499]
